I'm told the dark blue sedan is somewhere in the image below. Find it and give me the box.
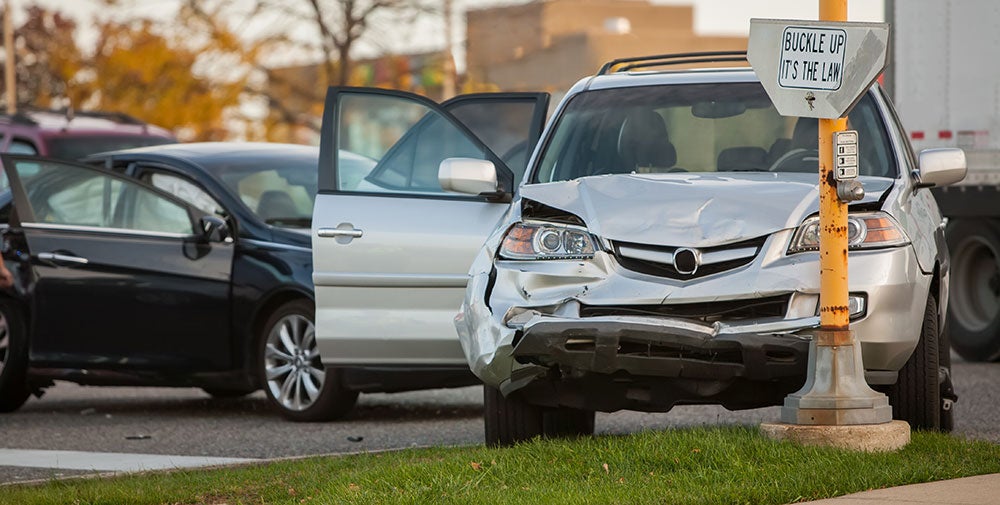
[0,143,448,421]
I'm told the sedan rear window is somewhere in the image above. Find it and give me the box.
[533,83,895,183]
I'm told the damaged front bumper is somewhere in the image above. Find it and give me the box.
[455,228,931,413]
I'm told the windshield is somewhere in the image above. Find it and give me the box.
[533,82,895,183]
[48,135,175,160]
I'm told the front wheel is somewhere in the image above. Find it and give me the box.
[259,300,357,422]
[484,386,543,447]
[888,295,943,431]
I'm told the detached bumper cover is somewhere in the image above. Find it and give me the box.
[512,314,810,382]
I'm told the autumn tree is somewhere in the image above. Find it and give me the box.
[0,6,83,108]
[171,0,436,140]
[83,20,246,141]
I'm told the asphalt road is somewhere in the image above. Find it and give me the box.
[0,358,997,484]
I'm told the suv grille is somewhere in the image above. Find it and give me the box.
[611,236,767,279]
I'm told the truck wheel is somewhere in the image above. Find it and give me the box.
[543,407,595,438]
[259,300,358,422]
[484,386,543,447]
[889,295,941,431]
[947,219,1000,361]
[0,299,30,413]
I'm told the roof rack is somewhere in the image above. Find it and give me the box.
[597,51,749,76]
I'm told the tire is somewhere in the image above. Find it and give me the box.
[484,386,543,447]
[889,295,941,431]
[543,407,595,438]
[259,300,357,422]
[0,299,30,413]
[946,219,1000,362]
[201,387,256,399]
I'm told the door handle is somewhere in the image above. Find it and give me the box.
[317,228,364,239]
[37,252,89,265]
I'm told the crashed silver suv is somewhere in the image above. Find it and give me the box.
[451,55,966,446]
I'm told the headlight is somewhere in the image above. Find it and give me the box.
[499,221,597,260]
[788,211,909,254]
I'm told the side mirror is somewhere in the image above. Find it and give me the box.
[199,215,231,243]
[916,148,967,188]
[439,158,499,196]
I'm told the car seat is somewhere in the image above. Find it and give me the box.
[257,190,298,222]
[614,109,677,173]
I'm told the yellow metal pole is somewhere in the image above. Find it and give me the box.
[818,0,849,332]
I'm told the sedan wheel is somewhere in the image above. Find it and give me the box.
[0,300,30,413]
[259,300,357,421]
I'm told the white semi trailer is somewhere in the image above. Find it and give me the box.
[885,0,1000,362]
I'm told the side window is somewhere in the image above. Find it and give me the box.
[446,99,539,184]
[128,185,195,233]
[335,92,489,196]
[10,158,194,234]
[7,139,38,155]
[145,171,225,216]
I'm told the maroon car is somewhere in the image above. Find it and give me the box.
[0,108,175,160]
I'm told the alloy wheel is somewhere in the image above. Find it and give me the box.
[263,314,325,412]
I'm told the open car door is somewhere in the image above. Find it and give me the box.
[312,88,548,367]
[0,155,234,371]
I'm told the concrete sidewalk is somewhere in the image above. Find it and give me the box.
[801,473,1000,504]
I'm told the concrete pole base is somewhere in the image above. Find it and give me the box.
[780,330,894,425]
[760,420,911,452]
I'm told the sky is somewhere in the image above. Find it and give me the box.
[28,0,887,67]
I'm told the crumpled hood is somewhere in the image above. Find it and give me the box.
[518,173,894,248]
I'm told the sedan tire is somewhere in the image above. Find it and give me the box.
[888,294,942,431]
[259,300,357,422]
[0,299,30,413]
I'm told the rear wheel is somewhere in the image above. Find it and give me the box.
[889,295,942,431]
[484,386,543,447]
[0,299,30,413]
[946,219,1000,362]
[259,300,357,422]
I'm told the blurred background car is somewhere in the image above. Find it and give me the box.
[0,108,175,160]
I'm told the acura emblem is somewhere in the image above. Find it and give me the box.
[673,247,700,275]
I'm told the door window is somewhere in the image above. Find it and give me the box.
[146,172,225,216]
[445,98,541,184]
[335,93,490,196]
[9,158,195,234]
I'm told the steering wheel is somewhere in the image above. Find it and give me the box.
[769,148,820,173]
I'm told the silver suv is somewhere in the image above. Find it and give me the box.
[449,54,966,445]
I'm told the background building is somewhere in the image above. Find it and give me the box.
[466,0,748,93]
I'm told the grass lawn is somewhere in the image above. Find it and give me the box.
[3,426,998,505]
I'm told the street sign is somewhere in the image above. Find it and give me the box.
[778,26,847,91]
[748,19,890,119]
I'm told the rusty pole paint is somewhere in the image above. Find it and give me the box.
[818,0,850,331]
